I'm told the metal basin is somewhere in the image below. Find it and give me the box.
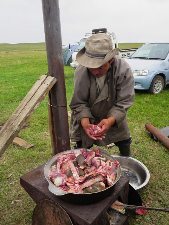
[44,149,122,204]
[112,155,150,190]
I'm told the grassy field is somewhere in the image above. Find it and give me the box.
[0,43,169,225]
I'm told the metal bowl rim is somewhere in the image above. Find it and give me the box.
[112,155,150,190]
[44,149,122,195]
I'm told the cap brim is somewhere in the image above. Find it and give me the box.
[76,47,117,68]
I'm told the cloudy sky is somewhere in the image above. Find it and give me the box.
[0,0,169,45]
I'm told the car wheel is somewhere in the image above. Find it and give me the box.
[149,75,165,94]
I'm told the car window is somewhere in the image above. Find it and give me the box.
[131,43,169,60]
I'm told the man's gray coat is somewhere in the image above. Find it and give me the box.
[70,56,135,148]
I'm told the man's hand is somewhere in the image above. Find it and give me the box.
[97,116,116,136]
[81,118,97,140]
[81,117,115,140]
[81,118,103,140]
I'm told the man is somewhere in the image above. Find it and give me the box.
[69,32,134,156]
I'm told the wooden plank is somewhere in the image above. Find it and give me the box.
[0,75,47,134]
[13,137,34,149]
[1,126,33,149]
[0,75,56,157]
[0,75,56,155]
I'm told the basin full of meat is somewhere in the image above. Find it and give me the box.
[44,147,121,196]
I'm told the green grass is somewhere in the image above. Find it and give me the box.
[0,43,46,52]
[0,43,169,225]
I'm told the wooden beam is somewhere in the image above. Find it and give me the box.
[0,126,33,149]
[42,0,70,154]
[13,137,34,149]
[0,75,47,134]
[0,75,56,157]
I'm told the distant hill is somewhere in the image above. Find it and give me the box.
[0,42,144,52]
[118,43,144,49]
[0,43,46,51]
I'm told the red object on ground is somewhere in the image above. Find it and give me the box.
[135,208,148,215]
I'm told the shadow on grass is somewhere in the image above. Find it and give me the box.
[135,89,150,95]
[164,85,169,91]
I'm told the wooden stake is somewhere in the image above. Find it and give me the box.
[42,0,70,154]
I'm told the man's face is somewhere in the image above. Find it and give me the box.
[88,62,111,78]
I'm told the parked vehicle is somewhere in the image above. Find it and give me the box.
[125,43,169,94]
[119,48,137,58]
[70,28,118,68]
[70,37,89,68]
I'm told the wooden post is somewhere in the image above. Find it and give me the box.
[41,0,70,154]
